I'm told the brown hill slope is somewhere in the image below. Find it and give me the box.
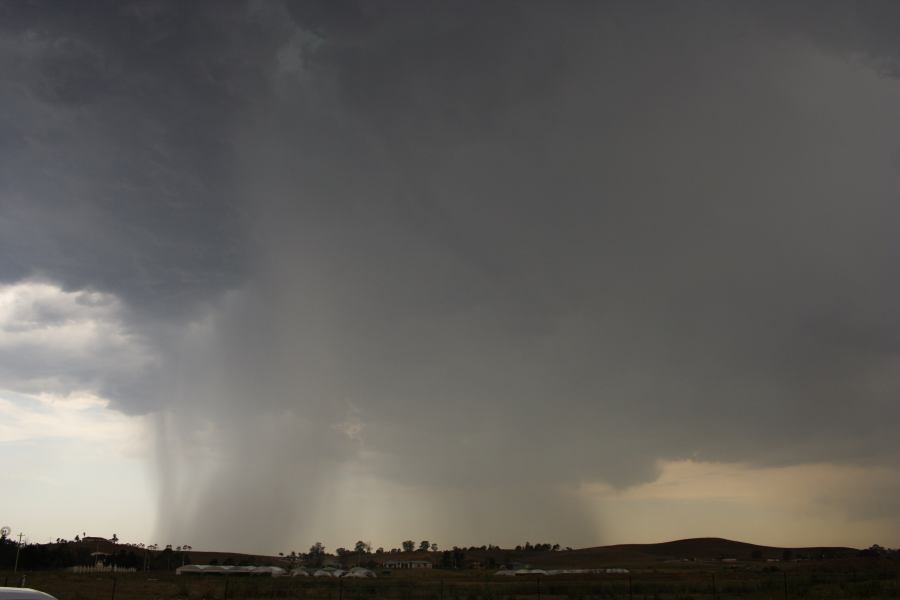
[575,537,856,562]
[477,538,857,569]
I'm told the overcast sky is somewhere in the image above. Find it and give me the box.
[1,1,899,554]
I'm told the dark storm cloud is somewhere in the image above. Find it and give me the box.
[0,1,253,315]
[2,1,900,551]
[237,0,900,477]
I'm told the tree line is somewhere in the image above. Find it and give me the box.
[0,532,193,571]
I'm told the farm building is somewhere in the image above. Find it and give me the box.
[383,560,432,569]
[175,565,285,577]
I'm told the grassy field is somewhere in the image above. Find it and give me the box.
[3,561,900,600]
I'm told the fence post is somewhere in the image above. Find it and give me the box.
[20,574,26,588]
[537,575,541,600]
[712,572,717,600]
[224,576,230,600]
[629,574,633,600]
[440,579,444,600]
[339,575,344,600]
[783,571,788,600]
[111,575,118,600]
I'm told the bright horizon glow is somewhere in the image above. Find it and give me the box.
[0,389,154,546]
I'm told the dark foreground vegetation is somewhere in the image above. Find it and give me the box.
[3,560,900,600]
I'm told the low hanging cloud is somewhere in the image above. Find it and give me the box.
[0,388,146,455]
[0,281,153,399]
[1,1,900,552]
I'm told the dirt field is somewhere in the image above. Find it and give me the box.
[3,561,900,600]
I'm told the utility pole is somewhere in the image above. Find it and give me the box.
[13,533,24,573]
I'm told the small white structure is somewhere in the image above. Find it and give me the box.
[513,569,548,576]
[494,570,517,576]
[344,568,376,578]
[313,570,333,577]
[69,565,136,574]
[291,568,310,576]
[252,566,286,576]
[383,560,432,569]
[176,565,285,577]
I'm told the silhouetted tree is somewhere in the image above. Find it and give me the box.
[308,542,326,567]
[402,540,415,552]
[453,547,465,569]
[859,545,886,558]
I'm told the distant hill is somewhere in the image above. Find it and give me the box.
[435,538,859,569]
[523,538,858,567]
[600,537,854,559]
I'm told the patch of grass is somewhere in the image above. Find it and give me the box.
[2,563,900,600]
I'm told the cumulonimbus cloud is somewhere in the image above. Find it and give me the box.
[2,1,900,552]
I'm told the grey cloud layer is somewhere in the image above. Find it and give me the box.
[0,2,250,316]
[2,1,900,551]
